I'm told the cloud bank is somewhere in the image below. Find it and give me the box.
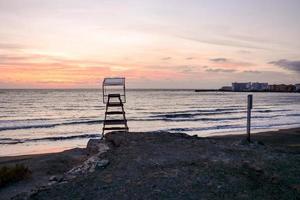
[210,58,228,62]
[206,68,236,73]
[269,59,300,73]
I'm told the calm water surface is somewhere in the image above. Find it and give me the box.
[0,89,299,156]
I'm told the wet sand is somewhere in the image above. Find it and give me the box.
[0,127,299,199]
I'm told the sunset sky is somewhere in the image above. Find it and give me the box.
[0,0,299,89]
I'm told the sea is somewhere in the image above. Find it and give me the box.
[0,89,299,156]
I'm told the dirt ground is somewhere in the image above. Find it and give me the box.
[0,148,88,200]
[1,128,300,200]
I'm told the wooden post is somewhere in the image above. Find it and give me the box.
[247,94,253,142]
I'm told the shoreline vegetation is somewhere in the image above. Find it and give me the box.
[0,128,299,199]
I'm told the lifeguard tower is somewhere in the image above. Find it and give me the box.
[102,77,128,137]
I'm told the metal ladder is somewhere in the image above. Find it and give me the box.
[102,94,128,137]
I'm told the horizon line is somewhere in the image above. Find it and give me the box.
[0,88,201,90]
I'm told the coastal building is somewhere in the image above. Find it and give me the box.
[251,82,268,91]
[232,82,251,92]
[227,82,299,92]
[268,84,295,92]
[295,84,300,92]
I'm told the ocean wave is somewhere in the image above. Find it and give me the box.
[0,116,10,118]
[0,134,100,144]
[164,124,244,132]
[148,107,293,119]
[133,113,295,122]
[0,117,66,123]
[147,108,243,115]
[53,108,93,111]
[1,111,298,132]
[286,113,300,117]
[0,119,102,131]
[163,121,300,133]
[254,109,290,113]
[149,111,242,119]
[157,116,245,122]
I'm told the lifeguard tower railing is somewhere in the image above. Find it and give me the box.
[102,77,126,103]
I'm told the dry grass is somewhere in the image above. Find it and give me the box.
[0,164,31,187]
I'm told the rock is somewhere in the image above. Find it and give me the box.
[49,175,63,182]
[48,181,57,186]
[63,174,76,181]
[36,185,47,192]
[105,132,128,147]
[175,132,190,138]
[106,136,122,147]
[58,181,68,185]
[237,193,249,199]
[207,181,213,186]
[87,139,109,155]
[49,175,57,181]
[65,142,110,178]
[291,184,300,192]
[252,165,263,173]
[257,141,265,146]
[191,135,199,139]
[269,174,280,184]
[95,159,110,170]
[239,139,251,146]
[242,161,264,175]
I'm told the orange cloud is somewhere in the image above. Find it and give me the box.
[0,51,192,88]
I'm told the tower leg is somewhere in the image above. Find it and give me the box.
[102,95,128,138]
[102,96,110,139]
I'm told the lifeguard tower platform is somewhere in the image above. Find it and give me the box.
[102,77,128,137]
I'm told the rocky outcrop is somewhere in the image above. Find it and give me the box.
[11,130,300,200]
[65,139,110,177]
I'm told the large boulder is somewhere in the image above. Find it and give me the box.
[105,131,129,147]
[86,139,109,155]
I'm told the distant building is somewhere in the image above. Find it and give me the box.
[295,84,300,92]
[220,86,232,91]
[251,82,268,91]
[232,82,251,92]
[228,82,299,92]
[268,84,295,92]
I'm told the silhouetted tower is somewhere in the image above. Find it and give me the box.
[102,77,128,137]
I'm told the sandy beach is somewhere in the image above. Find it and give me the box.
[0,127,299,200]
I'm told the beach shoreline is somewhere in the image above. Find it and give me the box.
[2,127,299,164]
[1,127,299,199]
